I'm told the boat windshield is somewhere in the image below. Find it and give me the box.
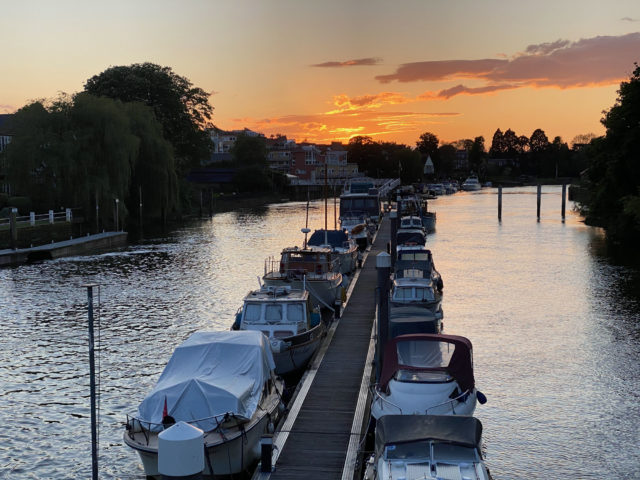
[244,304,263,323]
[385,440,429,460]
[393,287,435,302]
[397,340,453,368]
[243,302,305,324]
[398,252,430,261]
[265,304,283,322]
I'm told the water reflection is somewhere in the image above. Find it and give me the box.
[0,187,638,479]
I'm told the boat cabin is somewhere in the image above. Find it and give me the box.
[308,229,352,250]
[399,216,424,230]
[380,334,474,393]
[235,287,320,339]
[392,277,437,304]
[340,191,381,223]
[388,306,442,338]
[267,247,339,280]
[396,228,426,247]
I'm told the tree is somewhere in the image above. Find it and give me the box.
[84,63,213,177]
[582,63,640,245]
[416,132,439,157]
[489,129,505,157]
[231,133,267,166]
[469,136,486,173]
[436,144,456,176]
[529,129,549,154]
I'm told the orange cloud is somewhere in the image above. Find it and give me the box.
[327,92,412,113]
[231,110,460,144]
[376,32,640,88]
[312,57,382,67]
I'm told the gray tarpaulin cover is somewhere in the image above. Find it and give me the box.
[137,330,275,432]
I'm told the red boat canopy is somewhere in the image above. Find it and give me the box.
[379,334,474,393]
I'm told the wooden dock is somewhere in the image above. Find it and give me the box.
[0,231,127,267]
[264,216,389,480]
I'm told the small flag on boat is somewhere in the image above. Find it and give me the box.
[163,396,168,418]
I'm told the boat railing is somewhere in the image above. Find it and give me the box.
[424,389,472,415]
[264,255,341,280]
[125,410,243,445]
[371,384,403,414]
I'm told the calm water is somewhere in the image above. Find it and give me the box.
[0,186,638,479]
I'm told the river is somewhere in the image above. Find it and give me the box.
[0,186,638,479]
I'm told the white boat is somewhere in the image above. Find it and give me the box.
[461,175,482,191]
[339,181,382,228]
[232,286,325,376]
[391,276,442,319]
[123,330,284,478]
[364,415,490,480]
[307,229,359,275]
[263,246,344,314]
[371,334,482,420]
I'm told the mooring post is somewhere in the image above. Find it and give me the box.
[498,185,503,222]
[390,210,398,269]
[9,208,17,249]
[561,183,567,221]
[84,284,99,480]
[537,184,541,221]
[376,252,391,382]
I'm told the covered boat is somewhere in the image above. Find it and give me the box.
[123,330,283,478]
[233,286,324,376]
[371,334,482,419]
[364,415,490,480]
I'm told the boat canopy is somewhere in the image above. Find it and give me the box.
[380,333,474,392]
[396,229,426,246]
[388,306,440,338]
[375,415,482,457]
[308,229,349,248]
[136,330,275,432]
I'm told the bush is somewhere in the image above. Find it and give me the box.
[8,196,32,215]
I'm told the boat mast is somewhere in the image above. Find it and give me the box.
[334,183,337,230]
[303,189,310,249]
[324,162,328,245]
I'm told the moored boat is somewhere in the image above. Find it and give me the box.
[307,228,358,275]
[123,330,284,478]
[232,286,324,376]
[364,415,490,480]
[263,246,344,314]
[461,175,482,191]
[370,333,483,420]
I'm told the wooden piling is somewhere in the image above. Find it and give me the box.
[498,186,502,222]
[537,184,541,221]
[561,183,567,220]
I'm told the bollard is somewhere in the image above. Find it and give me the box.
[390,210,398,268]
[376,252,391,382]
[561,184,567,221]
[536,185,541,221]
[498,186,502,222]
[260,434,274,472]
[9,208,18,249]
[49,210,54,224]
[66,208,72,222]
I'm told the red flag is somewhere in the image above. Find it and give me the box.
[163,396,168,418]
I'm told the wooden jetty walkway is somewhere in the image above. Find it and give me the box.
[0,231,127,267]
[265,216,389,480]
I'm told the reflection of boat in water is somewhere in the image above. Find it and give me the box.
[307,229,358,275]
[123,330,284,478]
[263,246,344,314]
[232,286,324,376]
[364,415,490,480]
[371,334,483,420]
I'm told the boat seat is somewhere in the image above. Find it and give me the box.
[435,463,463,480]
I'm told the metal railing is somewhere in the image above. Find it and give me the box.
[0,208,73,229]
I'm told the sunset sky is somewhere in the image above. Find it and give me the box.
[2,0,640,147]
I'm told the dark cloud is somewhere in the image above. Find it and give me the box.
[376,32,640,88]
[312,57,382,68]
[621,17,639,22]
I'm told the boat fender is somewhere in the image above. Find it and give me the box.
[310,312,321,327]
[231,313,241,331]
[437,277,443,291]
[477,390,487,404]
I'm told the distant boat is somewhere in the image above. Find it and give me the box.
[461,175,482,191]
